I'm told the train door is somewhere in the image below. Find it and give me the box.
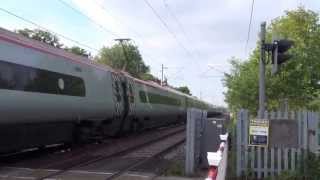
[111,73,125,135]
[117,76,136,133]
[111,73,136,135]
[126,78,135,118]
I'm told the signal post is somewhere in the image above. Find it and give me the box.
[258,22,294,118]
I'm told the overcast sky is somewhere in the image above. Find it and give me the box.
[1,0,319,106]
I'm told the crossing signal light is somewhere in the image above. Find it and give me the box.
[271,39,294,74]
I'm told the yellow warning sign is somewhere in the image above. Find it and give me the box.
[249,119,269,147]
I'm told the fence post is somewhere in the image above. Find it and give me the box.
[284,148,289,171]
[236,110,243,177]
[291,148,295,171]
[271,148,275,177]
[264,147,268,177]
[303,111,308,150]
[277,148,282,175]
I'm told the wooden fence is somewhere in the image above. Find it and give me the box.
[236,110,319,179]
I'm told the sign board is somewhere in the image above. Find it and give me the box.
[249,119,269,147]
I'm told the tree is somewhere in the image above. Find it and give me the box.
[96,42,150,79]
[64,46,91,58]
[17,28,63,48]
[175,86,192,95]
[16,28,91,58]
[223,7,320,113]
[140,73,161,84]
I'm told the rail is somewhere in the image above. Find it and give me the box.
[35,126,185,180]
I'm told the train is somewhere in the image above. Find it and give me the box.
[0,27,217,153]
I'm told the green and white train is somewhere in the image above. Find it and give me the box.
[0,28,216,153]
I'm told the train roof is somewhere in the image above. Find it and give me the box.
[0,28,182,94]
[0,27,116,73]
[0,27,214,106]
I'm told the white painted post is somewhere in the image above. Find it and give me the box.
[290,111,295,120]
[297,148,301,171]
[316,112,320,154]
[257,147,262,178]
[243,110,249,174]
[298,111,302,148]
[284,110,288,119]
[277,110,281,119]
[244,146,248,172]
[291,148,295,171]
[303,111,308,150]
[236,110,243,177]
[277,148,282,175]
[271,111,275,119]
[271,148,275,177]
[284,148,288,171]
[264,147,268,177]
[250,146,255,174]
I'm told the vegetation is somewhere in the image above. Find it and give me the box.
[16,28,90,57]
[64,46,90,58]
[17,28,63,48]
[96,43,150,79]
[163,160,184,176]
[273,152,320,179]
[175,86,192,95]
[223,7,320,113]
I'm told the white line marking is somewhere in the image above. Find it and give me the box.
[1,166,34,171]
[40,169,60,172]
[11,176,36,180]
[68,170,113,175]
[126,173,151,178]
[1,166,59,172]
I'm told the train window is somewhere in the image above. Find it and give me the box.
[128,84,134,103]
[139,90,181,106]
[139,91,147,103]
[0,60,85,96]
[58,78,65,90]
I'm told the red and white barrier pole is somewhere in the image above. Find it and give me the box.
[206,133,228,180]
[206,166,218,180]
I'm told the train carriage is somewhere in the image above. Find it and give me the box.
[131,78,186,130]
[0,27,217,153]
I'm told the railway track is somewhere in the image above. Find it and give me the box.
[104,132,185,180]
[0,125,185,180]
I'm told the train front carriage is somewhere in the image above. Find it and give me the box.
[0,27,115,153]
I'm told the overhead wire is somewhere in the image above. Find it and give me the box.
[0,7,100,53]
[245,0,255,53]
[56,0,120,39]
[66,0,171,72]
[58,0,179,83]
[162,0,196,54]
[143,0,195,61]
[92,0,145,42]
[93,0,189,80]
